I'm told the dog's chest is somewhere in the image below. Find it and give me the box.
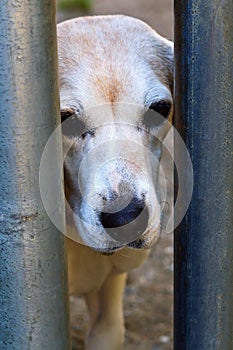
[67,239,149,295]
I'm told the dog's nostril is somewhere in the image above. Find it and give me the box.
[99,194,108,202]
[100,197,145,229]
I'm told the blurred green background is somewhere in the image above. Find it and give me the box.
[58,0,92,11]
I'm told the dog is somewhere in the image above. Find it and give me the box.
[57,15,173,350]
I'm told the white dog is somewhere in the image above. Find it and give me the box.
[57,15,173,350]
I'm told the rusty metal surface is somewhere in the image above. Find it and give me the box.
[0,1,70,349]
[174,0,233,349]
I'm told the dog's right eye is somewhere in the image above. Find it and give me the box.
[142,100,172,130]
[61,108,86,137]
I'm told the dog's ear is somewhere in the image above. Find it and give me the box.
[151,36,174,96]
[159,40,174,95]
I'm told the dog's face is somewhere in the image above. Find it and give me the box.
[57,15,173,253]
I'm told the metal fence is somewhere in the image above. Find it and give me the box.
[1,1,233,349]
[174,1,233,349]
[0,1,70,349]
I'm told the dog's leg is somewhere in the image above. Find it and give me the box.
[85,272,127,350]
[85,290,101,330]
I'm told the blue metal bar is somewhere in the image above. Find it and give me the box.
[174,1,233,349]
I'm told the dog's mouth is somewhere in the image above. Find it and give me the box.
[97,236,153,255]
[98,242,150,255]
[98,216,161,255]
[93,245,124,255]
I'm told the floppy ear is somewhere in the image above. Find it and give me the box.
[161,41,174,95]
[155,38,174,95]
[146,29,174,96]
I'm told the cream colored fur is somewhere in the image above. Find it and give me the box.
[57,15,173,350]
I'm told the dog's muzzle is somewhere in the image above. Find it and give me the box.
[73,157,153,249]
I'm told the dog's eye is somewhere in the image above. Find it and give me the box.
[61,108,75,123]
[61,108,86,137]
[142,100,172,130]
[149,100,172,119]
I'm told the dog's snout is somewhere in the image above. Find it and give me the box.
[100,196,145,229]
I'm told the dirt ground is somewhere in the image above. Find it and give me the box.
[57,1,174,349]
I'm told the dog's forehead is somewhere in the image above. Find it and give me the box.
[57,15,173,109]
[57,15,167,59]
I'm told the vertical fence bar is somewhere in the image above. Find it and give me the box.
[174,0,233,349]
[0,1,70,349]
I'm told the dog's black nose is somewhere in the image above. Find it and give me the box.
[100,197,144,228]
[100,197,149,244]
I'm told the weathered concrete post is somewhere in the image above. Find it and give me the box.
[0,1,70,349]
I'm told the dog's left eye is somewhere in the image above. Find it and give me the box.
[149,100,172,119]
[61,108,86,137]
[61,108,75,123]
